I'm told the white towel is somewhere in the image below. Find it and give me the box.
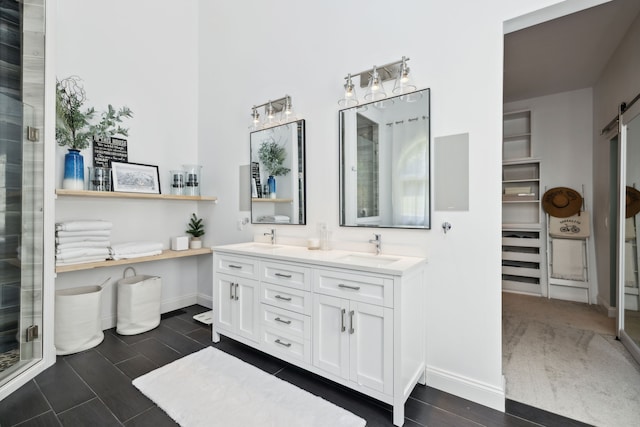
[56,230,112,238]
[56,220,113,232]
[111,250,163,260]
[551,239,585,281]
[55,255,110,266]
[110,241,164,257]
[56,236,111,244]
[56,247,111,262]
[56,241,111,250]
[258,215,290,223]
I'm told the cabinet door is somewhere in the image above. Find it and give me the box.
[348,302,393,394]
[215,274,235,333]
[236,278,260,343]
[313,294,349,379]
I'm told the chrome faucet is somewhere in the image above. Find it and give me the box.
[264,228,276,245]
[369,233,382,255]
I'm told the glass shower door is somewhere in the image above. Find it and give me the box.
[0,94,43,386]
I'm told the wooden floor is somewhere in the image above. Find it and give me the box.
[0,305,588,426]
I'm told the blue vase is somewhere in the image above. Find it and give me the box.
[267,175,276,198]
[63,149,84,190]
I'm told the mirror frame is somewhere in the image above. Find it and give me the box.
[339,89,431,229]
[250,119,306,225]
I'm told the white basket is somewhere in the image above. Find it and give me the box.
[116,267,161,335]
[55,285,105,355]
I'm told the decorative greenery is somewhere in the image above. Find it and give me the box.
[56,76,133,150]
[258,140,290,177]
[186,213,205,238]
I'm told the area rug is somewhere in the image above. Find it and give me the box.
[133,347,366,427]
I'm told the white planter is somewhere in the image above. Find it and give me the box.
[190,238,202,249]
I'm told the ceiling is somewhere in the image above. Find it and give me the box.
[504,0,640,103]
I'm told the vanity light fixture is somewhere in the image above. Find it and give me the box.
[338,56,417,107]
[249,95,297,130]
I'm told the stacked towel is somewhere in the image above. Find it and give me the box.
[110,241,163,260]
[257,215,290,223]
[55,220,112,266]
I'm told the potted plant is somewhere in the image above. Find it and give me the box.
[56,76,133,190]
[258,140,290,198]
[186,213,205,249]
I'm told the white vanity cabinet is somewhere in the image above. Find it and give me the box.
[212,243,426,427]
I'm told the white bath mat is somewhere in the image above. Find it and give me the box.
[133,346,366,427]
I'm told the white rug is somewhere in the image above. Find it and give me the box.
[133,347,366,427]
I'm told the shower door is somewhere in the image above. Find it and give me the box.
[618,99,640,364]
[0,0,45,386]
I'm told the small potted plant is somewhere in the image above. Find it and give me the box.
[186,213,205,249]
[56,76,133,190]
[258,140,290,198]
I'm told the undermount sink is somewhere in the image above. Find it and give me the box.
[336,254,401,267]
[241,243,282,251]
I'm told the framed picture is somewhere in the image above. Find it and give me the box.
[111,161,161,194]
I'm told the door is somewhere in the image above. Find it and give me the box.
[313,294,349,378]
[214,274,235,333]
[348,301,393,394]
[235,278,259,342]
[618,99,640,364]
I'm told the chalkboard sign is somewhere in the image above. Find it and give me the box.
[93,136,128,167]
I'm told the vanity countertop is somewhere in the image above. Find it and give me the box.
[212,242,427,275]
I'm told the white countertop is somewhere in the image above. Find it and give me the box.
[212,242,427,275]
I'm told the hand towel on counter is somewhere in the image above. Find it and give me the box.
[110,241,164,260]
[56,230,112,238]
[551,238,585,281]
[56,220,113,232]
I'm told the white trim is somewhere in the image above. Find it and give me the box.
[426,365,506,412]
[197,293,213,309]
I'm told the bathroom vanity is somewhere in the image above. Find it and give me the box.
[212,242,427,426]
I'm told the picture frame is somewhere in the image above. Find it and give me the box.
[111,161,161,194]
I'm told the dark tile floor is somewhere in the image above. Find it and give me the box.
[0,305,590,427]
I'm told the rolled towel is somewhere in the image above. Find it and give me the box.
[56,230,111,238]
[110,241,164,256]
[56,220,113,232]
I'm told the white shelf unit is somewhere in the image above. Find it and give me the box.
[502,110,545,295]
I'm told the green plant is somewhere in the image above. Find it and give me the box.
[258,140,290,176]
[56,76,133,150]
[186,213,205,238]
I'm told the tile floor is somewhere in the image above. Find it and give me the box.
[0,305,589,426]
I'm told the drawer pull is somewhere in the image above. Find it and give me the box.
[275,295,292,302]
[349,310,355,334]
[274,317,292,325]
[229,283,234,300]
[338,283,361,291]
[228,264,242,269]
[275,339,292,348]
[340,308,346,332]
[275,272,292,278]
[234,283,239,301]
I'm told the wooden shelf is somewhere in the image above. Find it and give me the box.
[56,189,217,202]
[251,198,293,203]
[55,248,212,273]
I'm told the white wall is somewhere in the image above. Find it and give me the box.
[593,11,640,310]
[54,0,206,327]
[197,0,576,410]
[505,88,596,303]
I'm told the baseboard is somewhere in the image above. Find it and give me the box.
[196,293,213,309]
[596,295,617,318]
[426,365,505,412]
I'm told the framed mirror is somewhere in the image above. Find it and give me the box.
[339,89,430,229]
[250,119,306,225]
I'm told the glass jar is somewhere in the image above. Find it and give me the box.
[87,166,111,191]
[170,170,186,195]
[183,164,202,196]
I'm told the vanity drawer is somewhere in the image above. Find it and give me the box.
[260,303,310,339]
[261,283,311,315]
[215,254,258,279]
[261,260,311,291]
[261,326,311,364]
[314,269,393,307]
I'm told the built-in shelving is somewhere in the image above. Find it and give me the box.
[56,248,212,273]
[56,189,217,202]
